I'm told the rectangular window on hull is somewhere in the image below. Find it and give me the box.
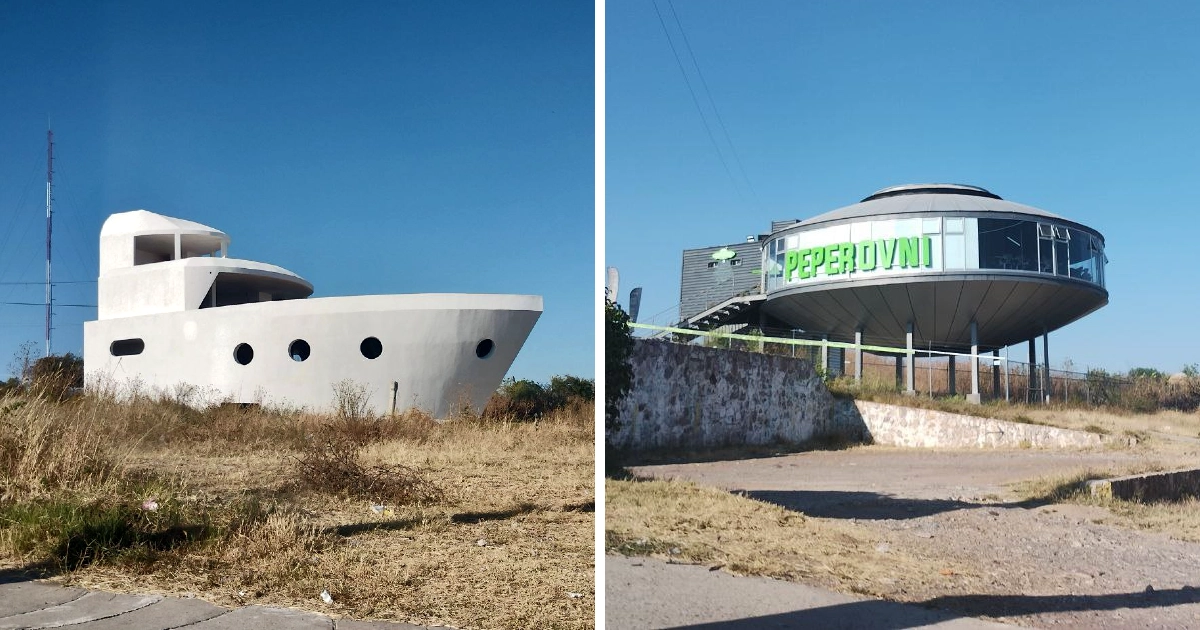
[110,338,145,356]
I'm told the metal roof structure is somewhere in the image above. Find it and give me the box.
[792,183,1067,231]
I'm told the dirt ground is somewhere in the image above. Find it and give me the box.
[628,445,1200,629]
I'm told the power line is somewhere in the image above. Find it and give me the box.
[665,0,762,211]
[0,280,95,285]
[53,162,101,277]
[651,0,751,210]
[0,151,44,300]
[0,301,95,308]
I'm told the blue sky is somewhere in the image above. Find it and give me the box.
[607,0,1200,375]
[0,1,593,382]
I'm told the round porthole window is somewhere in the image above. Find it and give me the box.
[234,343,254,365]
[360,337,383,360]
[476,339,494,359]
[289,339,310,362]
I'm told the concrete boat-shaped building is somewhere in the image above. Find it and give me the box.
[83,211,542,416]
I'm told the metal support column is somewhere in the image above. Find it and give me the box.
[1042,329,1051,405]
[968,321,981,404]
[854,329,863,384]
[821,335,829,375]
[1004,347,1011,403]
[905,323,915,395]
[1027,338,1038,403]
[895,355,902,390]
[992,349,1001,400]
[948,355,956,396]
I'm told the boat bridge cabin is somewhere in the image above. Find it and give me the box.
[98,210,313,320]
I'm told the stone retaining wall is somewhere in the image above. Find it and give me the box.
[607,339,835,451]
[607,338,1104,452]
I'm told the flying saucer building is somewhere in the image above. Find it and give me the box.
[679,184,1108,402]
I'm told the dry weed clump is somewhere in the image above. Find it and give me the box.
[294,434,444,505]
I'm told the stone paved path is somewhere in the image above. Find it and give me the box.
[0,577,436,630]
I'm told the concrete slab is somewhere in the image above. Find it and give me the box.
[69,597,226,629]
[0,580,446,628]
[187,606,333,630]
[0,582,87,618]
[0,580,443,630]
[607,554,1016,630]
[0,591,158,629]
[335,620,434,630]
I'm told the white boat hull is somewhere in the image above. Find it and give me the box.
[84,293,542,417]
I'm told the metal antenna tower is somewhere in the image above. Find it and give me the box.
[45,128,53,357]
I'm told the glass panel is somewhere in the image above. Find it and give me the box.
[1068,228,1095,283]
[768,238,783,290]
[894,218,920,237]
[1038,223,1053,238]
[945,218,964,234]
[1054,239,1069,276]
[945,233,966,269]
[872,220,896,240]
[978,218,1037,271]
[851,220,871,242]
[922,217,941,234]
[1039,237,1053,273]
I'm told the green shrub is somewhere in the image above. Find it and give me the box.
[483,375,595,420]
[30,353,83,402]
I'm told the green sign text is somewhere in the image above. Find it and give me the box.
[783,236,933,281]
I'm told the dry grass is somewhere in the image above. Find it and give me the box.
[828,382,1200,454]
[1012,407,1200,443]
[605,477,950,598]
[1010,465,1200,542]
[0,392,594,630]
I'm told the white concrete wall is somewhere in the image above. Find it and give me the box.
[85,293,542,417]
[98,265,192,320]
[97,258,312,319]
